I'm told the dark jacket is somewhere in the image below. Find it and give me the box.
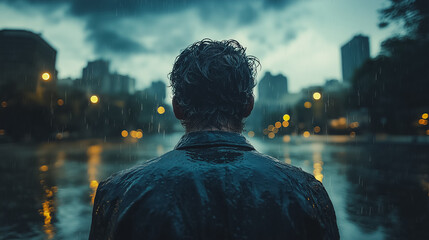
[89,131,339,240]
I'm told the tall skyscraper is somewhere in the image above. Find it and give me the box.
[0,29,57,92]
[341,34,370,84]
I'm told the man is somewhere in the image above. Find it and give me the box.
[89,39,339,240]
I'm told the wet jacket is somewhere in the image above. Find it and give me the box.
[89,131,339,240]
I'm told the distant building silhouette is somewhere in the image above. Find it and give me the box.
[80,59,110,92]
[141,81,166,103]
[109,73,136,95]
[341,34,370,84]
[258,72,288,102]
[0,29,57,92]
[79,59,135,95]
[324,79,344,93]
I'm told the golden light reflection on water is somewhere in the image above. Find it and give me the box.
[54,151,66,168]
[39,162,57,239]
[87,145,102,204]
[156,144,164,156]
[313,152,324,182]
[41,188,56,240]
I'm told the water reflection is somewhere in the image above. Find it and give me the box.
[87,145,102,204]
[338,144,429,239]
[313,152,323,182]
[38,157,57,239]
[1,136,428,239]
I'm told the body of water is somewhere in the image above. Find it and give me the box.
[1,133,428,239]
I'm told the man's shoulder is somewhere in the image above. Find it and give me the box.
[100,148,317,190]
[244,150,319,184]
[97,150,182,191]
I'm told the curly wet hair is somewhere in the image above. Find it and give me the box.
[170,39,260,132]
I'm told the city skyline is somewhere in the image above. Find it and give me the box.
[0,0,398,93]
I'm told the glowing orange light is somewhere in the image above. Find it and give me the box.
[283,114,291,121]
[349,122,359,128]
[90,95,99,104]
[268,125,275,131]
[42,72,50,81]
[0,129,4,136]
[57,99,64,106]
[268,132,275,139]
[248,131,255,138]
[303,131,310,138]
[282,121,289,128]
[89,180,99,204]
[1,101,7,108]
[314,126,321,133]
[157,106,165,114]
[40,165,49,172]
[422,113,428,120]
[272,128,279,133]
[350,131,356,137]
[304,101,312,108]
[90,180,99,189]
[282,135,291,143]
[56,133,63,140]
[87,145,102,155]
[339,117,347,125]
[419,119,428,125]
[426,129,429,135]
[313,92,321,100]
[130,130,137,138]
[275,121,282,128]
[121,130,128,138]
[136,131,143,139]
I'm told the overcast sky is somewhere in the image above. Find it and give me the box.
[0,0,397,94]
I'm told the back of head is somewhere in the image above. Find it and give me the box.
[170,39,259,132]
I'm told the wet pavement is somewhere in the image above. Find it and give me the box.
[0,133,428,240]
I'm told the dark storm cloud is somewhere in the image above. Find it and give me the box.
[4,0,297,55]
[238,5,260,25]
[88,29,148,55]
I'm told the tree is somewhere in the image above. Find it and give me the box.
[379,0,429,39]
[349,0,429,133]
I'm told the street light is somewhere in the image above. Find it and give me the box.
[313,92,321,100]
[304,101,312,108]
[42,72,50,81]
[157,106,165,115]
[90,95,99,104]
[283,114,291,121]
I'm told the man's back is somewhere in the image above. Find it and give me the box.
[89,131,339,239]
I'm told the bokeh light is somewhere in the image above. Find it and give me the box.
[90,95,99,104]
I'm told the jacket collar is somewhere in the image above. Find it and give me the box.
[175,131,255,150]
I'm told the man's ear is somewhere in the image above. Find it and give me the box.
[172,97,185,120]
[243,96,254,118]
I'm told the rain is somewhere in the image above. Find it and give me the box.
[0,0,428,239]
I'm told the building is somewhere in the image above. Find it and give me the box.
[0,29,57,92]
[147,81,166,102]
[341,34,370,84]
[80,59,110,93]
[257,72,288,102]
[79,59,136,95]
[109,73,136,95]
